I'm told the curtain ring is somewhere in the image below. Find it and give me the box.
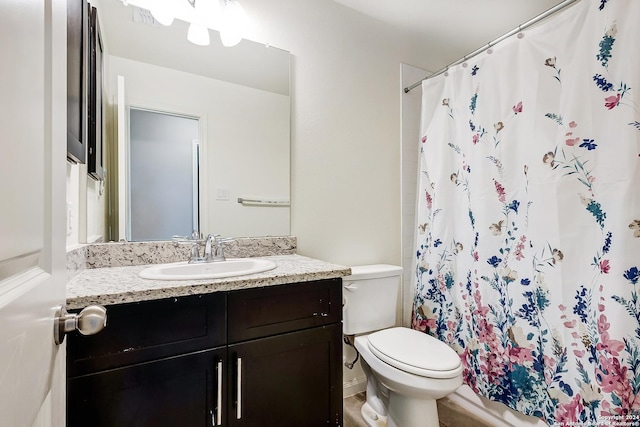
[486,43,493,54]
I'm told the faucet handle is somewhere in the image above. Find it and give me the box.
[207,235,234,262]
[172,230,204,243]
[190,241,201,261]
[215,235,235,243]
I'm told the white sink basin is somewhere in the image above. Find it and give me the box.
[139,258,277,281]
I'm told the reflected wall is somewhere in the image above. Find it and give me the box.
[108,55,290,239]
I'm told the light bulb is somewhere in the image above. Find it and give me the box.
[187,23,210,46]
[150,3,175,26]
[220,28,241,47]
[220,0,247,47]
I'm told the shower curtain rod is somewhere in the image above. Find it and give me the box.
[403,0,580,93]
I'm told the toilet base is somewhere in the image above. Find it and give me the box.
[360,393,440,427]
[387,393,439,427]
[360,401,387,427]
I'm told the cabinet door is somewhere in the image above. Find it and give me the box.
[228,324,342,427]
[67,349,226,427]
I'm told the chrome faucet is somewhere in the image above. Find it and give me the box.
[177,231,229,263]
[203,234,226,262]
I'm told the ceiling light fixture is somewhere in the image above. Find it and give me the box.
[186,0,210,46]
[187,22,211,46]
[149,3,175,26]
[122,0,248,48]
[219,0,248,47]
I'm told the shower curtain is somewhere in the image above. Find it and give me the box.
[412,0,640,424]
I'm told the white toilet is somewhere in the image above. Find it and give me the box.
[343,265,463,427]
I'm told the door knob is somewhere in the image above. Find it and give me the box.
[54,305,107,345]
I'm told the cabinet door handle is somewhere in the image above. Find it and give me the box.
[236,357,242,420]
[216,360,223,425]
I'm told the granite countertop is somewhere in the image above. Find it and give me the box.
[67,254,351,309]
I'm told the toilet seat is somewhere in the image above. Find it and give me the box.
[367,327,463,379]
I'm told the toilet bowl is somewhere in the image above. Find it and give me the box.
[354,328,463,427]
[343,265,463,427]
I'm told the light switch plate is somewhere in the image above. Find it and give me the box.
[216,188,229,201]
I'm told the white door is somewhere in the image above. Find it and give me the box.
[0,1,67,426]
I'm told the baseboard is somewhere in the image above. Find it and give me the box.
[343,377,366,398]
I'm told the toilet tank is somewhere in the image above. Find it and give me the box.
[342,264,403,335]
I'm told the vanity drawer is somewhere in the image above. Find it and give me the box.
[227,278,342,343]
[67,292,226,377]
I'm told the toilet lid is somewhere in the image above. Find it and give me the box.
[367,327,462,379]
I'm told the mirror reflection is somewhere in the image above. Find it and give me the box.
[98,0,291,241]
[128,108,200,241]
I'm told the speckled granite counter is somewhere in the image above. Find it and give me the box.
[66,236,298,280]
[67,254,351,310]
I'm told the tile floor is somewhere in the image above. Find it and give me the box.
[344,393,495,427]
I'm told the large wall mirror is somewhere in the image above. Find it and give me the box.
[98,0,290,241]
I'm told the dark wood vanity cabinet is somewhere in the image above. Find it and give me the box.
[226,280,343,426]
[67,293,227,426]
[66,278,343,427]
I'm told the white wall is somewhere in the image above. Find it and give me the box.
[400,64,430,325]
[107,56,290,239]
[341,64,430,396]
[239,0,433,266]
[67,150,106,247]
[66,164,81,247]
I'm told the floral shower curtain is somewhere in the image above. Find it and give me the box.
[412,0,640,424]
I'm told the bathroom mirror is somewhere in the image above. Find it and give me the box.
[97,0,290,241]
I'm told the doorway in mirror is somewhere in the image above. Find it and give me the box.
[128,108,199,241]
